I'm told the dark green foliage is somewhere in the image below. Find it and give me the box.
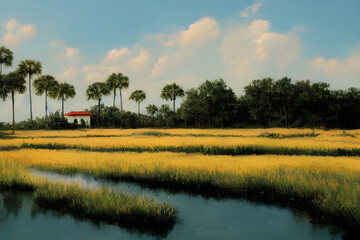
[258,132,319,139]
[242,77,360,129]
[178,79,238,127]
[48,111,70,129]
[17,142,360,157]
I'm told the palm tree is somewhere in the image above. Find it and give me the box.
[17,59,42,125]
[129,90,146,115]
[54,82,76,116]
[33,75,59,122]
[0,75,8,100]
[160,83,185,113]
[118,73,129,111]
[86,82,110,127]
[0,46,14,76]
[106,73,118,108]
[2,71,26,133]
[105,72,129,110]
[146,104,158,117]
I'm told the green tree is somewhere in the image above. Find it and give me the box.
[179,79,237,127]
[0,46,14,76]
[160,83,184,113]
[146,104,158,117]
[106,73,118,108]
[118,73,129,111]
[17,59,42,125]
[86,82,110,127]
[0,75,7,100]
[33,75,60,123]
[129,90,146,115]
[2,71,26,133]
[105,73,129,110]
[54,82,76,116]
[273,77,294,127]
[244,78,274,127]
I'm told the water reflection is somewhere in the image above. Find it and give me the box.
[0,191,159,240]
[27,170,345,240]
[0,191,23,221]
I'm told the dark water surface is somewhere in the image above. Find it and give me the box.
[0,170,342,240]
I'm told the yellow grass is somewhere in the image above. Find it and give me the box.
[3,149,360,176]
[1,134,359,150]
[8,128,360,138]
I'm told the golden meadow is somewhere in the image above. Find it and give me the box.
[1,128,360,232]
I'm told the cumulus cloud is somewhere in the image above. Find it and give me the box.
[62,66,78,79]
[308,53,360,87]
[219,19,301,80]
[65,48,79,58]
[241,2,262,18]
[151,56,168,77]
[179,17,219,46]
[50,40,81,60]
[103,48,130,61]
[2,19,36,47]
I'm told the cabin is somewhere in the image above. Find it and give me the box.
[64,111,91,126]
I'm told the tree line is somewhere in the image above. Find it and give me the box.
[1,45,359,131]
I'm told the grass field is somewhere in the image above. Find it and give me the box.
[1,128,359,236]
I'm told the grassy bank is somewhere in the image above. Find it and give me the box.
[6,149,360,231]
[7,128,360,138]
[1,132,359,151]
[34,183,175,235]
[1,142,358,156]
[0,158,176,235]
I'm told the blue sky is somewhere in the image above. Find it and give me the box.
[0,0,359,122]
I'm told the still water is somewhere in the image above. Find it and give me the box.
[0,170,342,240]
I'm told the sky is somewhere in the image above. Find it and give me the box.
[0,0,359,123]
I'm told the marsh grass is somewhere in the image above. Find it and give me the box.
[16,142,360,156]
[258,132,320,139]
[0,158,176,235]
[34,183,175,235]
[6,149,359,232]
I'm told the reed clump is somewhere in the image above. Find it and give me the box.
[34,183,176,234]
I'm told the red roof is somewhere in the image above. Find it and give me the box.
[64,111,92,116]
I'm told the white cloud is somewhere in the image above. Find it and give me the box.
[50,40,81,60]
[62,66,78,79]
[6,19,17,31]
[179,17,219,46]
[219,19,301,81]
[241,2,262,18]
[308,53,360,88]
[151,56,168,77]
[50,40,65,47]
[103,48,130,61]
[128,48,151,70]
[65,48,79,58]
[2,19,36,47]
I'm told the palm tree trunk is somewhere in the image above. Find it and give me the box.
[61,95,64,116]
[45,90,48,118]
[113,88,116,108]
[98,99,101,128]
[173,98,176,113]
[138,102,140,115]
[0,63,2,76]
[12,91,15,134]
[120,88,123,111]
[29,74,33,127]
[45,89,48,129]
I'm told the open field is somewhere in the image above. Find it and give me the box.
[1,128,360,237]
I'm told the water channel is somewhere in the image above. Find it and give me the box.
[0,170,343,239]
